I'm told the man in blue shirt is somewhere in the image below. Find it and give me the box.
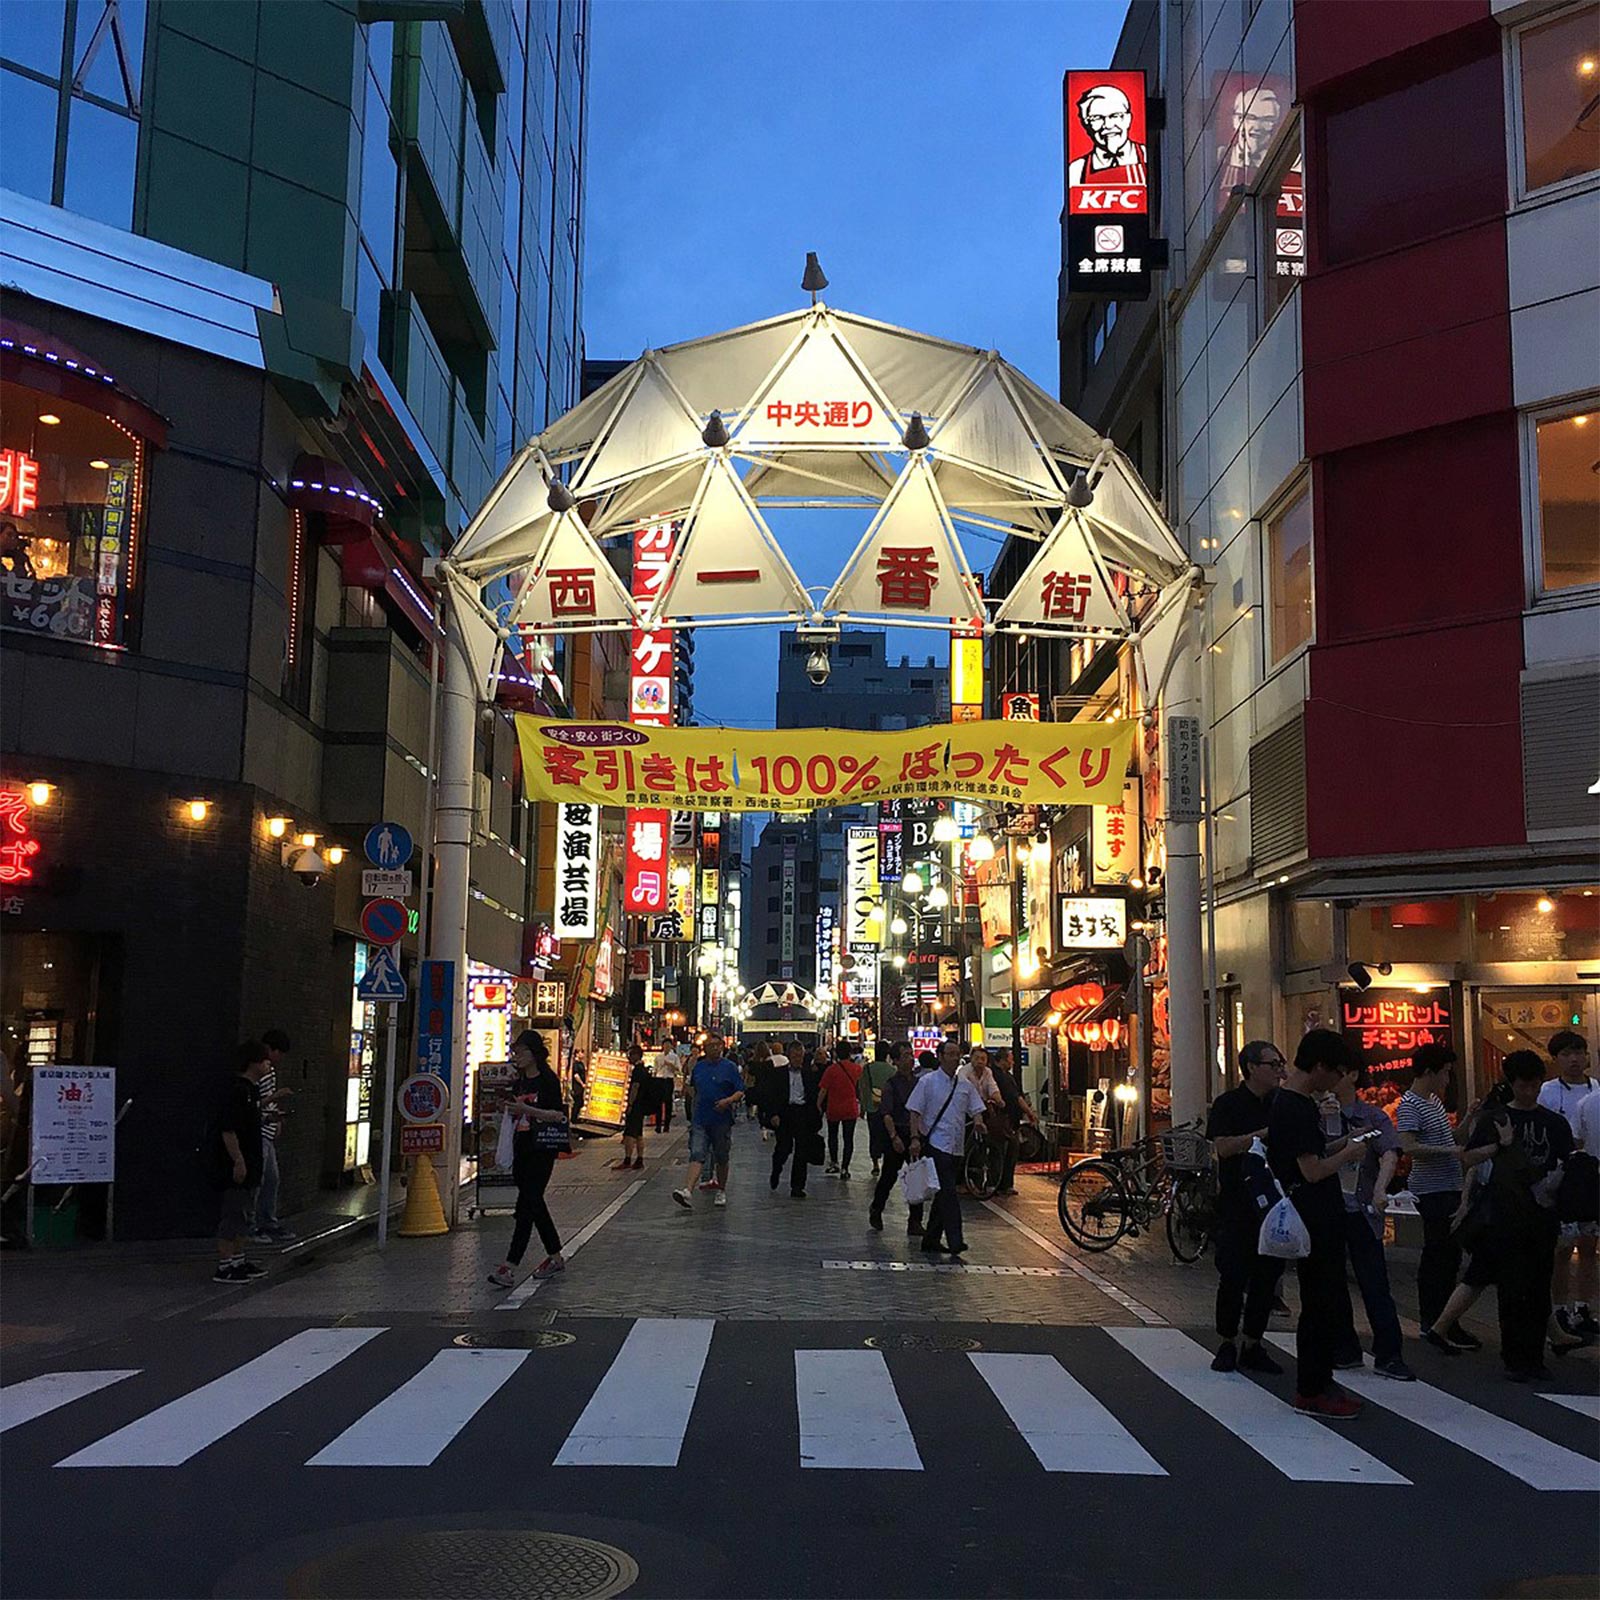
[674,1034,744,1210]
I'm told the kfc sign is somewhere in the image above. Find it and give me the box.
[1064,70,1155,301]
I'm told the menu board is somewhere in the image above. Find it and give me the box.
[585,1050,632,1127]
[31,1066,115,1183]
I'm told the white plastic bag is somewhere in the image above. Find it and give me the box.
[1258,1194,1311,1259]
[899,1155,941,1206]
[494,1109,516,1170]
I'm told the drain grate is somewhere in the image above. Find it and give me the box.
[286,1530,636,1600]
[864,1332,981,1353]
[453,1329,575,1350]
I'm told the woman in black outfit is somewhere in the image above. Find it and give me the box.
[487,1031,568,1287]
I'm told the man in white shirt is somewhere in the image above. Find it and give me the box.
[907,1041,988,1256]
[1538,1030,1597,1340]
[958,1047,1003,1111]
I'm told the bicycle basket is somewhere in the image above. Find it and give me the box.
[1159,1126,1212,1173]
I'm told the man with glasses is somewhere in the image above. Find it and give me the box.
[1205,1040,1289,1374]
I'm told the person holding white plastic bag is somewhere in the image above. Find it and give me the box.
[1265,1029,1371,1420]
[869,1044,928,1235]
[907,1041,988,1257]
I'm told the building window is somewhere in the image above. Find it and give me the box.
[1266,485,1314,663]
[1516,4,1600,196]
[0,379,145,649]
[1530,404,1600,593]
[1261,136,1305,323]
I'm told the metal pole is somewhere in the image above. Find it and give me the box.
[418,609,444,966]
[1163,600,1207,1126]
[1199,592,1222,1098]
[377,1004,399,1248]
[1009,836,1025,1070]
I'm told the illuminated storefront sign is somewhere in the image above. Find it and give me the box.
[816,904,837,989]
[781,846,797,972]
[0,449,40,517]
[625,522,677,915]
[1064,69,1154,299]
[1059,895,1126,950]
[1002,692,1041,721]
[1341,991,1452,1098]
[553,803,600,939]
[1274,153,1305,279]
[1092,776,1140,888]
[0,788,42,884]
[845,826,881,955]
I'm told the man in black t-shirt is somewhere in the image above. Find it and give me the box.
[1266,1028,1371,1419]
[213,1041,272,1284]
[1205,1040,1288,1373]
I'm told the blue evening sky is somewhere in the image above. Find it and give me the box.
[583,0,1124,728]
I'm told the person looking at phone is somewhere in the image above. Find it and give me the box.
[1265,1029,1372,1419]
[1330,1059,1414,1380]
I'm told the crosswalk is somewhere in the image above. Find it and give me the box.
[4,1322,1595,1490]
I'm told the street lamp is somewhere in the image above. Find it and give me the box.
[932,815,958,843]
[890,914,908,937]
[901,869,923,894]
[969,833,995,862]
[925,884,949,910]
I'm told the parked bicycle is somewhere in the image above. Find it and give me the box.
[962,1119,1007,1200]
[1056,1121,1218,1262]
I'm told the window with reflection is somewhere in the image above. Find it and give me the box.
[0,380,145,649]
[1267,485,1313,663]
[1262,138,1304,323]
[1532,404,1600,593]
[1518,4,1600,194]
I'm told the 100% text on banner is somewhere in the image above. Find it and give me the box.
[515,716,1136,813]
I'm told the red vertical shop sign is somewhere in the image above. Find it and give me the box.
[624,523,677,914]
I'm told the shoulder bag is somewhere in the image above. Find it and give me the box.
[899,1078,959,1207]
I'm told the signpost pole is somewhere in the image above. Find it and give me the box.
[377,1005,399,1248]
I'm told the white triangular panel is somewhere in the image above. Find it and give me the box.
[933,363,1062,496]
[736,322,904,449]
[510,511,637,630]
[993,510,1128,633]
[652,459,811,622]
[831,312,984,420]
[934,458,1057,533]
[1003,364,1105,463]
[822,457,983,623]
[440,567,505,701]
[573,360,704,493]
[655,311,810,419]
[452,446,548,568]
[1084,451,1190,576]
[534,361,640,462]
[588,458,703,539]
[742,449,896,499]
[1134,580,1195,705]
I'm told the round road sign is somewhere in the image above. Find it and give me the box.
[359,897,407,946]
[364,821,414,869]
[398,1073,447,1125]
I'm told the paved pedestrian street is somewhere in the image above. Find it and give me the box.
[2,1125,1597,1598]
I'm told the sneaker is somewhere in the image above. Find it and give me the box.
[994,1187,1019,1197]
[1421,1327,1462,1356]
[236,1260,267,1278]
[532,1256,566,1278]
[1211,1342,1239,1374]
[840,1168,851,1181]
[1373,1358,1417,1381]
[946,1242,968,1257]
[266,1227,297,1242]
[697,1178,721,1191]
[713,1192,727,1208]
[791,1190,807,1200]
[1293,1390,1362,1420]
[1444,1326,1482,1351]
[868,1210,883,1232]
[487,1265,515,1288]
[825,1162,839,1175]
[1333,1355,1365,1371]
[1238,1344,1283,1376]
[212,1262,247,1283]
[631,1158,645,1170]
[672,1188,692,1209]
[1554,1306,1585,1341]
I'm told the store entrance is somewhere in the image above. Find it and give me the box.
[1477,987,1599,1084]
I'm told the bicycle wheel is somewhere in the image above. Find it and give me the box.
[1017,1123,1045,1165]
[1057,1158,1129,1251]
[964,1137,1002,1200]
[1165,1172,1215,1264]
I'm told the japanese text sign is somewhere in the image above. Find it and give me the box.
[1092,776,1140,887]
[0,449,40,519]
[30,1066,115,1184]
[518,717,1136,813]
[415,959,455,1083]
[554,803,600,939]
[1059,896,1126,950]
[1340,991,1453,1086]
[1065,69,1154,300]
[626,522,677,916]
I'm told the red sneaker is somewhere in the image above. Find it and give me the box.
[698,1178,722,1191]
[1293,1390,1363,1420]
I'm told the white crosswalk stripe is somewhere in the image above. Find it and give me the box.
[308,1349,528,1467]
[10,1322,1597,1485]
[1266,1338,1599,1492]
[1110,1327,1410,1484]
[969,1352,1165,1475]
[796,1349,921,1470]
[554,1318,714,1467]
[1,1371,140,1434]
[56,1329,384,1468]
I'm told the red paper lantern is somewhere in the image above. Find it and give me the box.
[1079,981,1104,1006]
[1101,1017,1121,1048]
[1085,1021,1103,1047]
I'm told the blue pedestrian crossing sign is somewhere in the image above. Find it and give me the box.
[364,821,413,869]
[356,943,407,1004]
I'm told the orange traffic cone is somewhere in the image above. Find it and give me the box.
[397,1153,449,1237]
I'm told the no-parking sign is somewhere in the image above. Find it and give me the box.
[397,1073,447,1125]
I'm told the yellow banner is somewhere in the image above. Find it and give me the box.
[517,716,1135,813]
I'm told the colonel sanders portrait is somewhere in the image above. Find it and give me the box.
[1218,83,1283,187]
[1069,83,1148,187]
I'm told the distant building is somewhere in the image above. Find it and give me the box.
[775,629,949,730]
[740,816,819,992]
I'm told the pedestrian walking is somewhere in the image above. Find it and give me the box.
[613,1044,649,1171]
[1537,1030,1597,1341]
[250,1028,296,1243]
[819,1044,863,1178]
[652,1038,677,1133]
[860,1043,896,1178]
[212,1042,272,1283]
[673,1035,744,1210]
[570,1053,588,1124]
[1205,1039,1288,1374]
[759,1040,820,1199]
[487,1031,568,1288]
[907,1041,988,1256]
[1330,1059,1415,1380]
[869,1043,928,1235]
[1399,1045,1489,1352]
[987,1046,1038,1197]
[1265,1028,1371,1419]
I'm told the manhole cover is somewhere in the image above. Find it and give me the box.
[287,1530,636,1600]
[453,1329,575,1349]
[864,1332,981,1352]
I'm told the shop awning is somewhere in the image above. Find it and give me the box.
[340,526,435,639]
[1,314,170,446]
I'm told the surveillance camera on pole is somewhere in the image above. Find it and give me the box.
[797,622,840,687]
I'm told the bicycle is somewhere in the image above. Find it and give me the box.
[1056,1121,1217,1262]
[962,1119,1007,1200]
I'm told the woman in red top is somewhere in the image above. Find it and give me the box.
[818,1047,864,1180]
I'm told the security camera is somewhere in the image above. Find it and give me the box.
[805,647,831,686]
[287,845,327,887]
[796,623,840,688]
